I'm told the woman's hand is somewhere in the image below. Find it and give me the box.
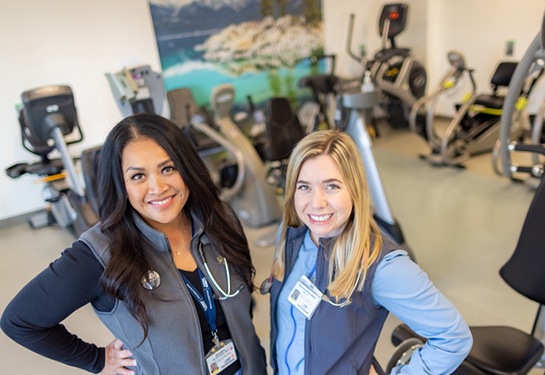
[100,339,137,375]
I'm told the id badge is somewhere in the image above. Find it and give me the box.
[205,339,238,375]
[288,275,323,319]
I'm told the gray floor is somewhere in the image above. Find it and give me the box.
[1,125,543,374]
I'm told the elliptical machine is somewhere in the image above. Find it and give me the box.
[409,50,473,152]
[208,84,282,227]
[347,3,427,130]
[496,23,545,183]
[5,85,99,237]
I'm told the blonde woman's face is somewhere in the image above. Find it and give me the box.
[294,154,353,245]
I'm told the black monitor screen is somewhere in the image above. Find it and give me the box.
[379,3,408,39]
[21,85,78,144]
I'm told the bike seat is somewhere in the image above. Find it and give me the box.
[6,158,65,178]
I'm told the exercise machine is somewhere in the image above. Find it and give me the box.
[167,87,246,203]
[298,54,341,132]
[5,85,99,237]
[409,50,475,156]
[334,77,414,260]
[208,84,282,227]
[387,161,545,374]
[347,3,427,130]
[261,96,306,192]
[105,64,165,117]
[433,60,532,167]
[496,21,545,182]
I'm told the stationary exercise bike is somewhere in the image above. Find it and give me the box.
[333,76,414,260]
[5,85,99,237]
[347,3,427,130]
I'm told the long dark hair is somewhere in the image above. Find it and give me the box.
[96,113,255,341]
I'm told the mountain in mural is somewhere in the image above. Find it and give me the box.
[149,0,309,36]
[195,15,323,75]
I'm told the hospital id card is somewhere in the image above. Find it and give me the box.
[288,275,323,319]
[205,339,238,375]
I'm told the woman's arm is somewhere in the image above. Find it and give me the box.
[372,250,473,375]
[0,241,112,373]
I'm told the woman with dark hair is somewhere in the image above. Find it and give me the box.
[1,113,267,375]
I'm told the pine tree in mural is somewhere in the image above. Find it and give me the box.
[303,0,321,25]
[260,0,274,17]
[260,0,293,19]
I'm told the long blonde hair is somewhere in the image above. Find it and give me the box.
[272,130,383,299]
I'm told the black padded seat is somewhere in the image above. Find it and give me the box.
[452,361,491,375]
[473,94,505,110]
[265,97,306,162]
[468,326,544,375]
[298,74,338,95]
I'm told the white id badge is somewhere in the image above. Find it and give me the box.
[288,275,323,319]
[205,339,238,375]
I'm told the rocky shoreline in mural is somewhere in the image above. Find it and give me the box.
[195,15,323,76]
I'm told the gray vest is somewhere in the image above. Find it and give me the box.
[270,225,397,375]
[80,212,266,375]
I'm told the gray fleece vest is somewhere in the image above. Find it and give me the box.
[80,212,266,375]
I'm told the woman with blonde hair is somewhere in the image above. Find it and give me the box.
[269,129,472,374]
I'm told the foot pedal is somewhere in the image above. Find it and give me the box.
[28,210,55,229]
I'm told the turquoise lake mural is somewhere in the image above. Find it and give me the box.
[148,0,324,110]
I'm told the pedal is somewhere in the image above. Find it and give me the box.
[28,210,54,229]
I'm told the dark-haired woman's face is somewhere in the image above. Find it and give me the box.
[121,136,190,232]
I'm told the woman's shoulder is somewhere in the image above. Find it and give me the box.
[78,222,113,266]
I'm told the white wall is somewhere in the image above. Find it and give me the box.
[425,0,545,115]
[2,0,545,221]
[0,0,160,221]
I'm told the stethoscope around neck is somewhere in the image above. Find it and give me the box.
[197,241,244,300]
[259,270,360,308]
[141,238,244,300]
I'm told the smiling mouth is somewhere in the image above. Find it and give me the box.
[309,214,332,222]
[149,195,174,206]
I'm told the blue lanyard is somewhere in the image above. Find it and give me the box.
[180,268,217,333]
[284,261,318,375]
[308,263,317,279]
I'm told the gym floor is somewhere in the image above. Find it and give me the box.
[0,121,543,374]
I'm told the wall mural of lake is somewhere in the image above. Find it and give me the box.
[148,0,324,110]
